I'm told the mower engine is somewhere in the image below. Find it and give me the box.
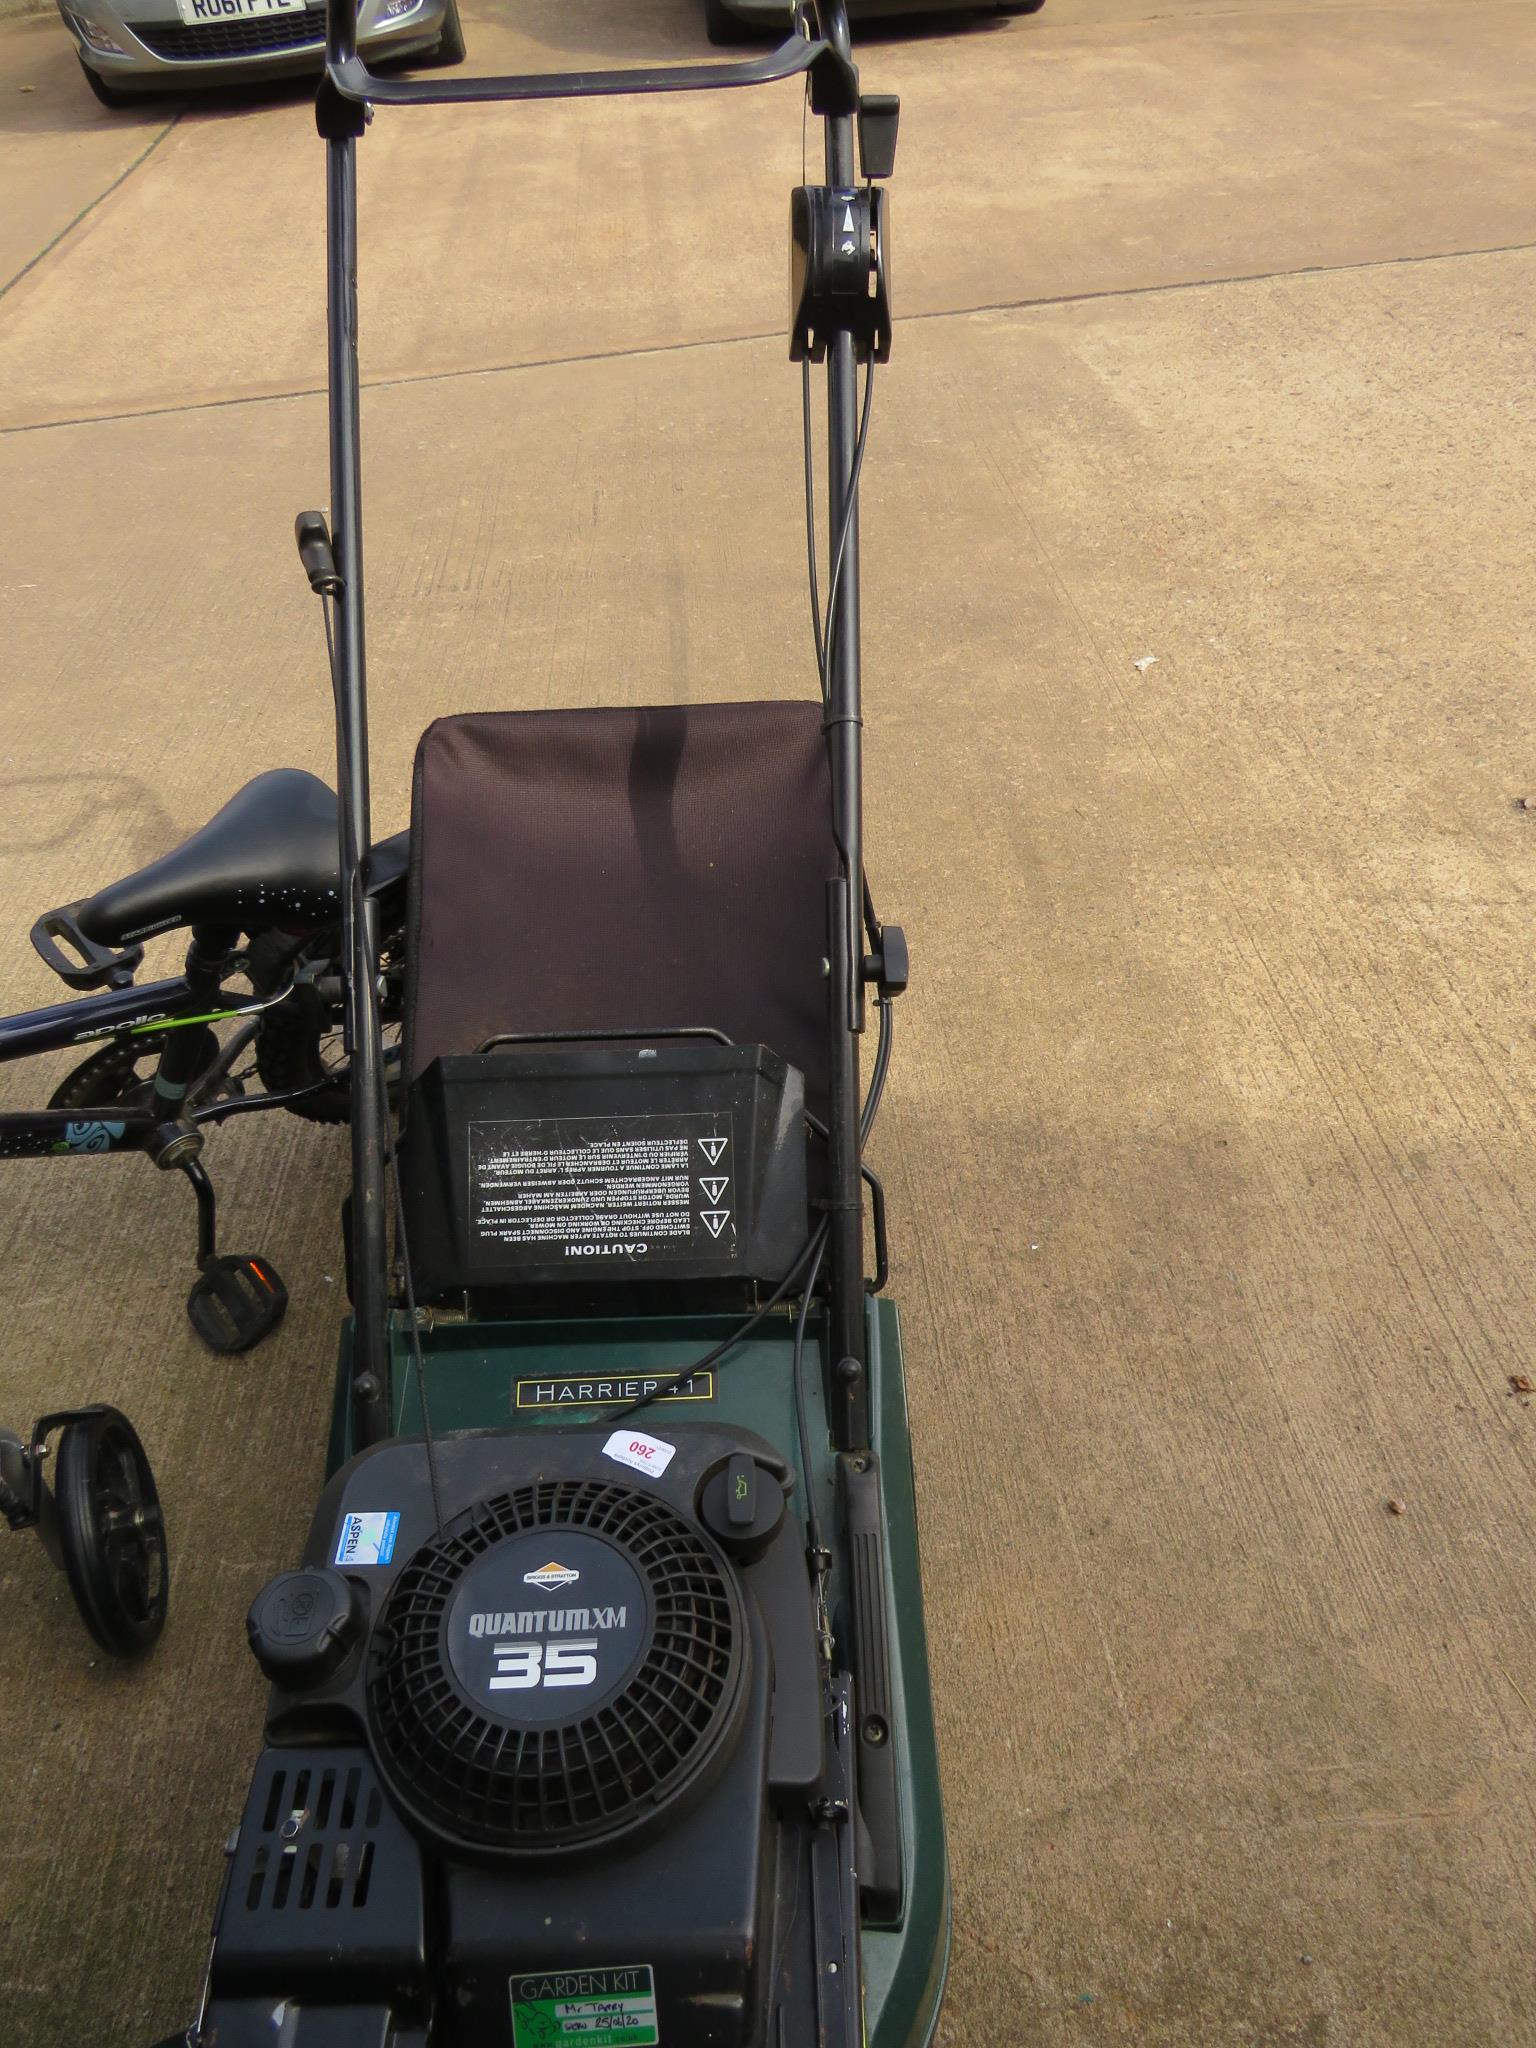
[201,1423,844,2048]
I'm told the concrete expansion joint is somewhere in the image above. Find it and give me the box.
[10,229,1536,441]
[0,114,180,307]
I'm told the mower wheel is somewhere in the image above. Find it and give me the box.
[55,1408,168,1659]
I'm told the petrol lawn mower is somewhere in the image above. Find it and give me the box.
[7,0,948,2037]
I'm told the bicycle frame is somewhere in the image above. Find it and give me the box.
[0,830,410,1159]
[0,975,259,1159]
[0,959,388,1158]
[0,974,199,1065]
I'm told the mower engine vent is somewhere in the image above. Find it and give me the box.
[215,1748,426,1997]
[241,1758,382,1915]
[368,1478,744,1854]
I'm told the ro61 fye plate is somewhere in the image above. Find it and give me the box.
[174,0,305,25]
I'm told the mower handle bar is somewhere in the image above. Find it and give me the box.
[322,0,854,113]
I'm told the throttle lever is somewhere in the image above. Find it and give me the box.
[295,509,341,596]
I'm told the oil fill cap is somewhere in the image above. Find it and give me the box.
[247,1567,366,1688]
[700,1454,785,1559]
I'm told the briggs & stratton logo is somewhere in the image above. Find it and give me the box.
[522,1559,580,1592]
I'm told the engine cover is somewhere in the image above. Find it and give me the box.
[368,1476,749,1855]
[209,1423,831,2048]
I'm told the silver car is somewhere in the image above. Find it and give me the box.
[61,0,462,104]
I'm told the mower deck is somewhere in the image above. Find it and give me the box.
[327,1295,950,2048]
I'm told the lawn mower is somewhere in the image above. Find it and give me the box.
[7,0,948,2037]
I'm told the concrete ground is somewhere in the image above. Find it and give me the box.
[3,0,1536,2041]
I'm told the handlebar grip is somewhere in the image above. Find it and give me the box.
[322,29,838,113]
[295,509,340,594]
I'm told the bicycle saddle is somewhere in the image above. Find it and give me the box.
[73,769,404,949]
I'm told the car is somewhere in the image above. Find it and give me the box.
[704,0,1043,44]
[60,0,463,106]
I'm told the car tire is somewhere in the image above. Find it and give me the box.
[77,52,135,106]
[427,0,466,65]
[704,0,760,46]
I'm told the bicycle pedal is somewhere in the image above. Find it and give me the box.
[187,1255,288,1355]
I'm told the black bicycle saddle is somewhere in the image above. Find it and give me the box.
[73,769,388,949]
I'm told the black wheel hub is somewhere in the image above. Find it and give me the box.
[55,1407,168,1658]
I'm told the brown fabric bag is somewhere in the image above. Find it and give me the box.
[404,700,839,1122]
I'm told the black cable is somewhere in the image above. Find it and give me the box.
[802,356,826,687]
[792,1227,829,1562]
[862,870,882,952]
[815,354,876,702]
[860,994,893,1148]
[798,66,826,687]
[606,1223,829,1426]
[323,588,445,1537]
[388,1145,445,1537]
[796,997,889,1159]
[801,338,877,702]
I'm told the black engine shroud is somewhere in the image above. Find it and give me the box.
[204,1425,852,2048]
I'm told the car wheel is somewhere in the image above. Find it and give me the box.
[704,0,760,46]
[428,0,466,65]
[76,52,135,106]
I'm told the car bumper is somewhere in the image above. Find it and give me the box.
[61,0,446,92]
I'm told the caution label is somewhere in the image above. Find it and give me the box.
[468,1113,736,1266]
[510,1963,658,2046]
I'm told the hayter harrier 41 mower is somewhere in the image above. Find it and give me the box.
[145,3,949,2042]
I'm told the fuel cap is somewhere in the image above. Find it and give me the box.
[246,1567,366,1688]
[699,1453,785,1559]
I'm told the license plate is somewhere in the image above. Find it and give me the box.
[173,0,306,24]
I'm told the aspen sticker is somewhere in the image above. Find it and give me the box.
[333,1511,400,1568]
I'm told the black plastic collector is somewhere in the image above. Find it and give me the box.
[315,0,874,1453]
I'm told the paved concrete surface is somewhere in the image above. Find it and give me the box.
[3,0,1536,2042]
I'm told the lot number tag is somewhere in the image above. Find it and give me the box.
[602,1430,676,1480]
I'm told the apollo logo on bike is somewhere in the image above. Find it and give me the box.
[72,1014,172,1045]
